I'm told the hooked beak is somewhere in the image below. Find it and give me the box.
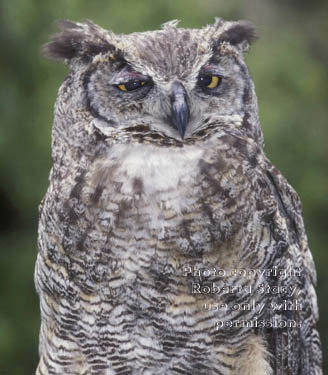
[170,81,189,139]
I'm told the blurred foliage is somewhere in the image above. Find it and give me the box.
[0,0,327,373]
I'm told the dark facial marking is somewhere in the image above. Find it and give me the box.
[83,66,117,125]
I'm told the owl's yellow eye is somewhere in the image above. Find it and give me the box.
[117,80,146,92]
[118,84,128,92]
[207,76,220,88]
[198,74,222,89]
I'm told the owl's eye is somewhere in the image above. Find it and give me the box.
[117,80,146,92]
[198,74,222,89]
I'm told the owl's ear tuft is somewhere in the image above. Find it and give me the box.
[43,19,119,64]
[217,20,257,52]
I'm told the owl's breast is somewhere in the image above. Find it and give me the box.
[81,138,253,258]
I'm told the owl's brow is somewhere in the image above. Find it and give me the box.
[117,65,150,81]
[201,65,220,73]
[200,64,227,77]
[119,71,149,82]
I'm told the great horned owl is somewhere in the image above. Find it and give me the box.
[35,19,322,374]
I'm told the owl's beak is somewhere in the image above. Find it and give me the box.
[170,81,189,139]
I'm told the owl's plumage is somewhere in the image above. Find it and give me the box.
[35,19,322,374]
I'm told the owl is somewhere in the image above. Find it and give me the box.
[35,19,322,374]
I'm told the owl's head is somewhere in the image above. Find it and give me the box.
[44,19,263,146]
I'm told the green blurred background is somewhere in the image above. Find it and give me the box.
[0,0,327,373]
